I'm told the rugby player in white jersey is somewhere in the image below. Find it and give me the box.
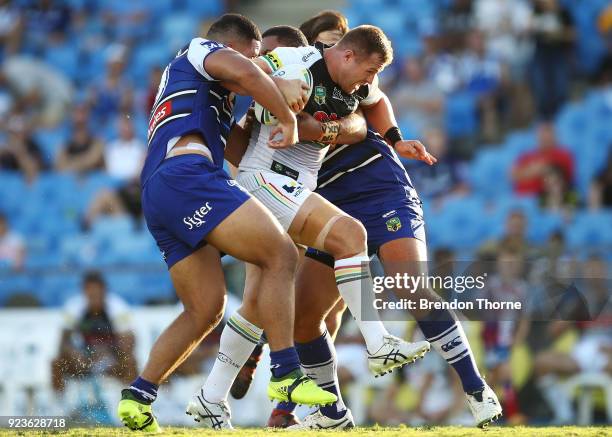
[187,25,435,429]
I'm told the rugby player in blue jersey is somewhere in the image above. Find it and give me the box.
[116,14,337,432]
[232,13,502,429]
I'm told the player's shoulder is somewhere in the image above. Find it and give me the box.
[266,45,321,70]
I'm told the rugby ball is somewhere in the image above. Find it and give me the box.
[254,63,313,125]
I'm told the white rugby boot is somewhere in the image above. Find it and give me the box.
[367,334,431,376]
[466,382,503,428]
[185,389,233,430]
[287,408,355,430]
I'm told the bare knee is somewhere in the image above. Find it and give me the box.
[325,217,367,259]
[258,233,299,274]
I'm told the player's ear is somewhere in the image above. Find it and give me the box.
[343,49,355,63]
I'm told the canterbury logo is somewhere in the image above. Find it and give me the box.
[440,336,462,352]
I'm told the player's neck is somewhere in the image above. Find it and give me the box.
[323,48,339,84]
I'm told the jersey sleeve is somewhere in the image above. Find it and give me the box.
[187,37,226,81]
[259,46,319,72]
[360,75,383,106]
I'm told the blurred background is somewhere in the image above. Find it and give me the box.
[0,0,611,428]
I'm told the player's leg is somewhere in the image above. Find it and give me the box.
[378,236,502,427]
[119,244,227,432]
[324,299,347,341]
[185,199,337,428]
[289,193,430,372]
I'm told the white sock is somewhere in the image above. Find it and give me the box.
[334,255,388,352]
[202,311,263,403]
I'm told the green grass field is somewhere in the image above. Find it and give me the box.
[0,426,609,437]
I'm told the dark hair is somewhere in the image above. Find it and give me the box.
[262,25,308,48]
[206,13,261,42]
[299,10,348,44]
[83,270,106,288]
[336,25,393,66]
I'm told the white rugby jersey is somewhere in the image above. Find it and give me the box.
[238,44,381,190]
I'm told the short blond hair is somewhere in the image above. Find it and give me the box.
[337,25,393,66]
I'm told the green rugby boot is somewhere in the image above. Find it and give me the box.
[117,389,161,433]
[267,370,337,406]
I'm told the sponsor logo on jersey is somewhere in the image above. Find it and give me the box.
[332,87,358,111]
[386,216,402,232]
[226,179,238,187]
[302,51,316,62]
[382,210,397,218]
[148,101,172,140]
[183,202,213,230]
[314,85,326,105]
[282,180,304,197]
[440,336,462,352]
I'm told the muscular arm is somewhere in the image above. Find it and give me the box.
[360,92,397,139]
[297,110,367,145]
[205,49,295,128]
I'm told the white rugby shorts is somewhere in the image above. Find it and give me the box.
[236,171,312,231]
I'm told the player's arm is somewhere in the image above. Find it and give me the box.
[225,108,255,167]
[296,110,367,145]
[360,86,436,165]
[204,48,298,148]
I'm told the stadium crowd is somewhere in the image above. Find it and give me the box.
[0,0,610,427]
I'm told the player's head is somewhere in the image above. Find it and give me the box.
[206,13,262,58]
[300,10,348,45]
[82,270,107,313]
[330,25,393,93]
[261,25,308,53]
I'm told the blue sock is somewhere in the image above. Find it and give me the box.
[418,308,484,393]
[276,401,296,412]
[128,376,158,404]
[270,347,300,378]
[296,331,346,419]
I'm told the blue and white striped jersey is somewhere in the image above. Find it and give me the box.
[316,130,419,207]
[141,38,235,186]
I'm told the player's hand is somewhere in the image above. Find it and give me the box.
[274,77,310,113]
[268,114,299,149]
[394,140,437,165]
[243,107,256,134]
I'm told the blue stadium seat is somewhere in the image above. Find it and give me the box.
[468,148,513,196]
[566,210,612,250]
[91,217,135,240]
[445,91,478,138]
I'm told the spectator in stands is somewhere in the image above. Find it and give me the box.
[23,0,71,49]
[1,55,73,127]
[87,43,134,127]
[55,104,104,173]
[0,211,25,270]
[104,116,145,181]
[533,255,612,423]
[588,148,612,209]
[481,244,529,423]
[391,57,445,136]
[528,0,575,120]
[511,122,574,196]
[84,178,142,229]
[479,209,531,260]
[51,270,137,393]
[0,105,48,182]
[540,164,578,212]
[459,29,508,141]
[403,128,468,203]
[0,0,24,56]
[473,0,532,76]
